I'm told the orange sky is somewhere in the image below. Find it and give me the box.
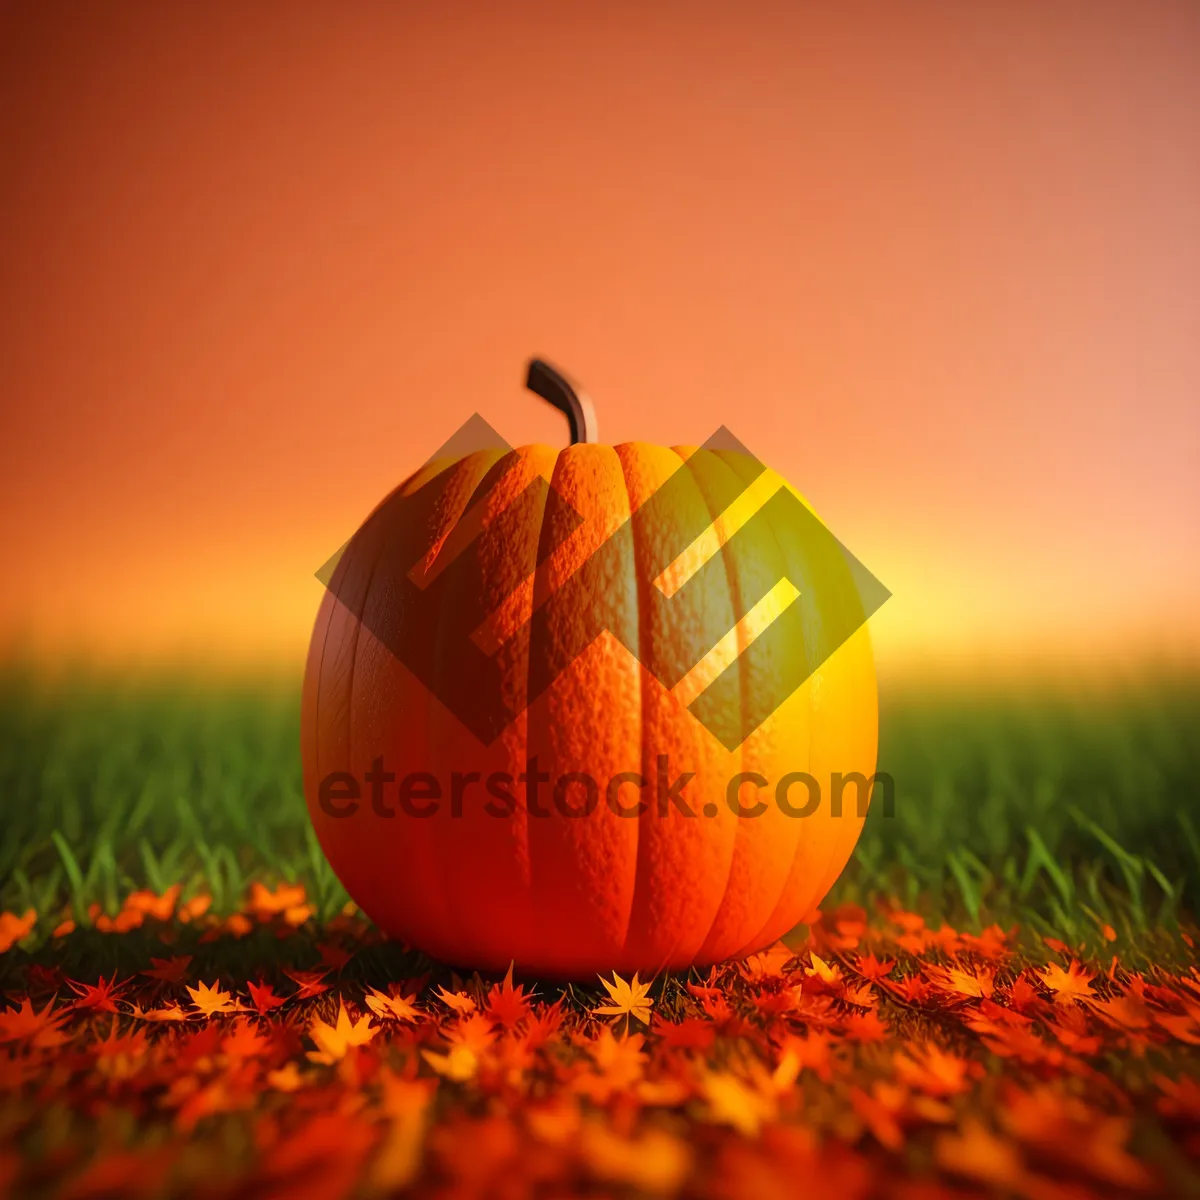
[2,2,1198,680]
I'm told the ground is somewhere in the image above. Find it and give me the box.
[0,666,1197,1197]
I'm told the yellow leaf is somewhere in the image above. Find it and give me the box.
[579,1121,693,1193]
[421,1045,478,1081]
[186,980,237,1018]
[699,1070,775,1137]
[371,1072,436,1190]
[306,1001,378,1064]
[266,1062,306,1092]
[365,988,420,1023]
[434,986,477,1015]
[593,971,653,1025]
[805,952,839,984]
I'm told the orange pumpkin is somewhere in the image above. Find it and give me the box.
[302,361,878,977]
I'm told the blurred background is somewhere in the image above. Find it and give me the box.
[2,1,1197,684]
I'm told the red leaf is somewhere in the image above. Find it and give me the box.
[248,979,287,1015]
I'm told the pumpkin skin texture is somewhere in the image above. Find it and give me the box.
[302,441,877,978]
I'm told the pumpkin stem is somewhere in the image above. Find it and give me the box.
[525,358,598,445]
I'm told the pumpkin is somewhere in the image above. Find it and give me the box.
[302,360,878,977]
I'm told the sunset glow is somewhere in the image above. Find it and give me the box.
[2,3,1197,680]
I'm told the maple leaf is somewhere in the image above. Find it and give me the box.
[654,1015,716,1051]
[805,952,841,987]
[421,1045,479,1081]
[91,904,143,934]
[257,1110,378,1197]
[967,1012,1065,1066]
[177,893,212,922]
[1046,1004,1103,1055]
[23,964,65,997]
[445,1012,498,1055]
[0,997,70,1048]
[123,884,180,921]
[200,912,252,941]
[579,1122,693,1195]
[1038,960,1095,1003]
[0,908,36,953]
[141,955,193,985]
[435,986,477,1015]
[173,1070,256,1132]
[841,982,876,1009]
[221,1017,272,1061]
[247,979,287,1015]
[372,1071,437,1191]
[1087,989,1150,1032]
[307,1001,377,1064]
[579,1027,647,1095]
[829,902,868,941]
[786,991,838,1028]
[521,999,565,1051]
[935,1120,1027,1190]
[93,1022,151,1081]
[267,1061,306,1092]
[959,924,1014,962]
[316,941,353,970]
[888,974,934,1005]
[842,1009,888,1043]
[855,952,896,982]
[593,971,653,1026]
[1001,1084,1157,1190]
[187,980,238,1018]
[692,986,735,1024]
[1154,1010,1200,1045]
[850,1084,904,1151]
[738,942,795,981]
[893,1041,976,1097]
[699,1069,776,1136]
[925,963,995,1000]
[283,967,332,1001]
[1006,972,1046,1015]
[130,1002,188,1022]
[486,963,532,1028]
[68,972,127,1014]
[247,880,308,920]
[365,988,421,1023]
[775,1031,834,1084]
[750,984,802,1019]
[1155,1072,1200,1121]
[51,1147,176,1199]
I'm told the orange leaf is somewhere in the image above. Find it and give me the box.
[434,986,477,1015]
[0,997,70,1048]
[1037,960,1095,1004]
[485,963,532,1028]
[935,1120,1026,1190]
[0,909,36,953]
[365,988,421,1023]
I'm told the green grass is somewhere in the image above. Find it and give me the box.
[1,664,1197,956]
